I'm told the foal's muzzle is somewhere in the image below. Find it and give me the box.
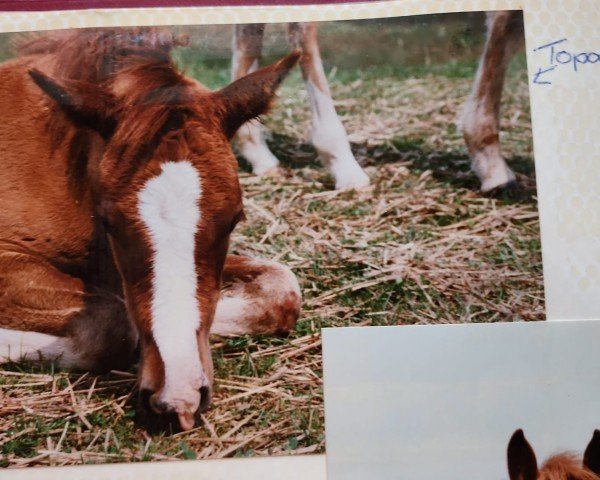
[138,386,211,432]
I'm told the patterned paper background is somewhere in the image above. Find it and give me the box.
[0,0,597,477]
[522,0,599,320]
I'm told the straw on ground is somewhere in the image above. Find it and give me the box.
[0,56,540,466]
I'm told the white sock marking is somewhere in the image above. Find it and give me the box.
[0,328,79,367]
[138,160,204,413]
[306,79,369,190]
[211,296,250,336]
[231,54,281,175]
[211,258,301,336]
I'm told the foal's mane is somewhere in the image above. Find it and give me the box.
[539,453,600,480]
[15,27,187,84]
[16,28,201,193]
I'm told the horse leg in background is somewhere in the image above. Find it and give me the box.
[0,252,137,372]
[210,254,301,336]
[287,22,370,190]
[231,24,281,176]
[461,11,524,192]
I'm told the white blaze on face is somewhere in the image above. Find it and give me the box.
[138,160,204,415]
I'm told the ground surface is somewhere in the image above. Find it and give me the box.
[0,16,542,467]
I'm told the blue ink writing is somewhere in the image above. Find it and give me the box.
[533,65,556,85]
[532,38,599,85]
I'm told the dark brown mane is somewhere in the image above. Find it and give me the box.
[102,56,206,191]
[539,454,599,480]
[16,28,187,84]
[20,28,199,194]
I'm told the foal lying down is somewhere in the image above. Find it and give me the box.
[0,29,301,431]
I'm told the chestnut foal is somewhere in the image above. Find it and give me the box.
[507,429,600,480]
[235,11,525,193]
[0,29,301,431]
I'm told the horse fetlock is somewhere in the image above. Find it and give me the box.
[235,123,280,175]
[313,139,369,190]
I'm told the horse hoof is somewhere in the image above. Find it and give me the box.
[480,170,517,193]
[482,179,519,195]
[334,171,370,191]
[260,166,286,179]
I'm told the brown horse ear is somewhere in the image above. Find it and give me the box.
[29,69,117,139]
[507,429,539,480]
[584,430,600,475]
[214,51,300,138]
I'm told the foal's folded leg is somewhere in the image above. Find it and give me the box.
[211,254,302,336]
[0,252,137,372]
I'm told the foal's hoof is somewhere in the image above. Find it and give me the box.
[480,167,517,193]
[482,179,519,197]
[260,166,287,179]
[334,171,371,191]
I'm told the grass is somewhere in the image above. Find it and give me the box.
[0,15,541,468]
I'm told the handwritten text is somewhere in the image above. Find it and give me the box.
[532,39,599,85]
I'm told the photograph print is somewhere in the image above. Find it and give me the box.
[322,321,600,480]
[0,10,541,467]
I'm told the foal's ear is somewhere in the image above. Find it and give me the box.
[29,69,117,139]
[214,51,300,138]
[583,430,600,475]
[507,429,539,480]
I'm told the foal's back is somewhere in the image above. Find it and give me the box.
[0,29,183,265]
[0,47,96,262]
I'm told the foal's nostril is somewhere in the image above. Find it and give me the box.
[137,387,210,431]
[191,386,212,428]
[139,388,153,412]
[149,394,168,415]
[199,386,212,413]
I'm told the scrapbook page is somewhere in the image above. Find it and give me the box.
[0,0,597,478]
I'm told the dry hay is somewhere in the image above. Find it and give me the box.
[0,67,541,467]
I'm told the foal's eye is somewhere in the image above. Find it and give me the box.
[96,214,115,235]
[101,218,113,233]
